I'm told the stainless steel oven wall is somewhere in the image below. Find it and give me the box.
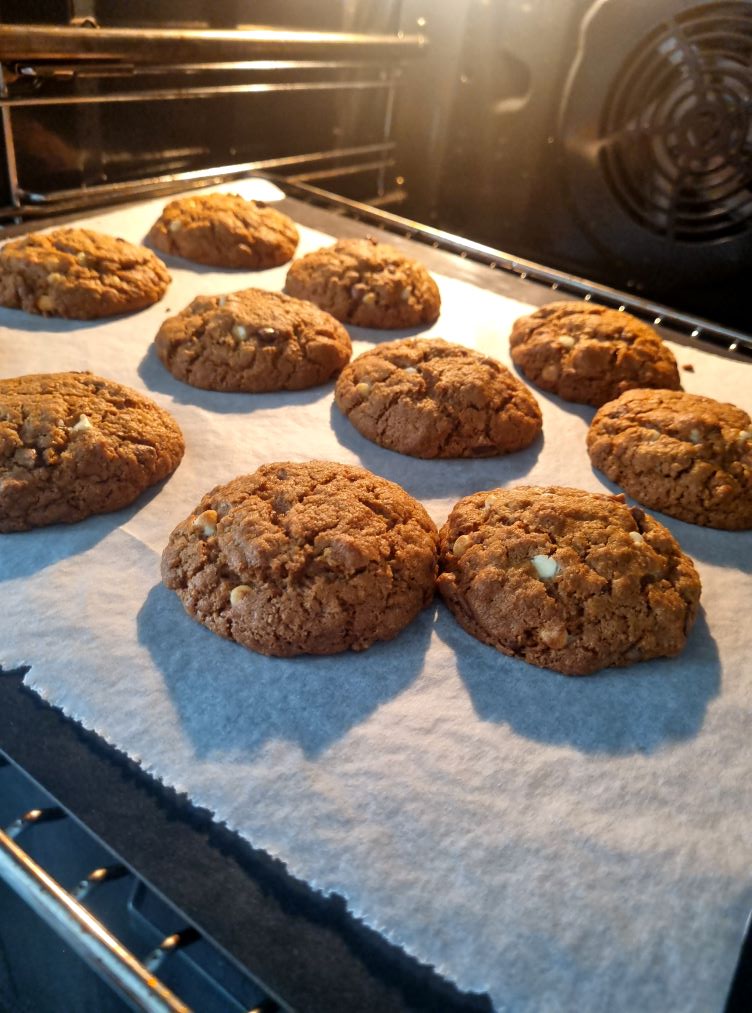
[0,0,414,216]
[391,0,752,330]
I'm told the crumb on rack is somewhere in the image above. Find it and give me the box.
[682,363,695,372]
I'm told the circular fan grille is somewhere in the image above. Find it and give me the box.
[600,2,752,243]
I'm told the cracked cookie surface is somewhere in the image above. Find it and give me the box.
[284,237,440,328]
[155,287,351,392]
[161,460,439,656]
[335,337,542,458]
[437,485,700,676]
[0,228,170,319]
[509,301,681,406]
[147,193,299,268]
[0,372,184,531]
[588,389,752,529]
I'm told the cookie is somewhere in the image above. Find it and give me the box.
[437,485,701,676]
[161,461,438,656]
[155,287,351,392]
[335,337,542,458]
[587,389,752,530]
[0,372,184,532]
[147,193,299,269]
[284,237,440,328]
[0,228,170,319]
[509,301,681,406]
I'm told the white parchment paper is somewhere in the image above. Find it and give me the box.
[1,179,751,1012]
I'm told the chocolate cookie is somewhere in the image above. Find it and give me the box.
[155,288,352,392]
[0,228,170,319]
[161,461,439,656]
[284,237,440,328]
[147,193,299,269]
[0,372,184,532]
[509,302,681,406]
[587,389,752,530]
[437,485,701,676]
[335,338,542,458]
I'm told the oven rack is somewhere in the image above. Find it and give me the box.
[275,177,752,361]
[0,748,282,1013]
[0,23,425,222]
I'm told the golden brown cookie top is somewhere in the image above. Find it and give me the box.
[509,301,681,406]
[437,485,701,676]
[0,371,184,531]
[154,287,351,393]
[284,237,441,329]
[148,193,299,269]
[161,460,439,656]
[587,388,752,529]
[0,228,170,319]
[335,337,542,458]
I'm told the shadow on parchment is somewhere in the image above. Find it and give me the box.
[0,478,169,582]
[435,602,720,755]
[346,322,435,347]
[137,582,434,760]
[137,341,333,415]
[328,401,543,505]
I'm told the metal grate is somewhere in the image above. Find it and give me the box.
[600,1,752,243]
[0,751,281,1013]
[276,177,752,359]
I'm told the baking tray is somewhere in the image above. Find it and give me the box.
[1,177,751,1013]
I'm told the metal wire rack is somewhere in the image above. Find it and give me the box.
[0,751,282,1012]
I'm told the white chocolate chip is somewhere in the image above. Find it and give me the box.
[13,447,36,468]
[483,495,499,511]
[355,381,371,396]
[232,323,248,341]
[401,287,412,301]
[47,272,64,284]
[168,219,183,232]
[737,429,751,447]
[689,428,701,444]
[453,534,473,557]
[404,366,418,374]
[230,584,252,606]
[645,429,660,441]
[71,414,93,432]
[541,363,559,382]
[557,335,575,348]
[192,508,218,537]
[539,622,568,649]
[629,531,644,544]
[531,554,559,580]
[76,251,88,264]
[362,292,377,305]
[37,294,55,313]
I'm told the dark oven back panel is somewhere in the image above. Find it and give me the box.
[392,0,751,330]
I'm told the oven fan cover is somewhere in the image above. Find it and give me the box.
[559,0,752,281]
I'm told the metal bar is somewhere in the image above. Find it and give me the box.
[17,143,395,207]
[378,73,398,197]
[72,863,129,901]
[5,806,66,840]
[14,59,375,78]
[0,24,426,63]
[0,77,393,107]
[278,179,752,354]
[0,825,191,1013]
[0,63,20,211]
[288,157,395,184]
